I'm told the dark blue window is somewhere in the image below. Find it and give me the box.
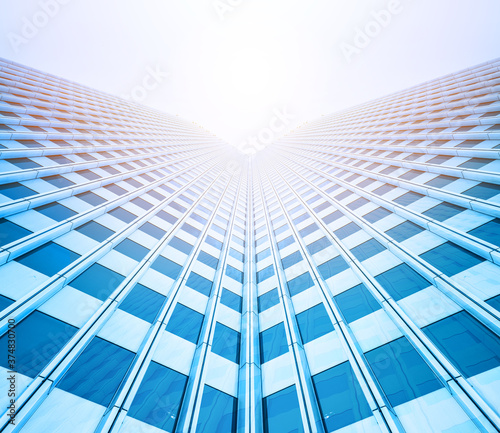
[166,303,204,344]
[0,182,37,200]
[299,223,319,237]
[365,337,442,406]
[115,238,148,261]
[386,221,424,242]
[151,256,182,280]
[423,311,500,378]
[206,235,223,250]
[229,247,244,262]
[486,295,500,312]
[375,264,430,301]
[76,191,106,206]
[109,207,137,223]
[128,362,187,431]
[76,221,114,242]
[334,222,360,240]
[306,237,331,255]
[323,210,343,224]
[318,256,349,280]
[287,272,314,296]
[220,288,242,313]
[196,386,237,433]
[0,219,32,246]
[57,337,135,406]
[169,237,193,255]
[119,283,165,323]
[186,272,213,296]
[212,323,241,363]
[0,311,76,378]
[257,265,275,283]
[425,175,457,188]
[198,251,219,269]
[16,242,80,276]
[422,202,464,222]
[278,236,294,250]
[335,284,381,323]
[226,265,244,283]
[43,175,74,188]
[35,202,77,221]
[256,248,271,262]
[139,222,165,240]
[464,182,500,200]
[363,207,391,223]
[393,191,424,206]
[296,303,334,344]
[0,294,14,311]
[468,219,500,247]
[8,157,40,169]
[420,242,484,276]
[263,386,304,433]
[281,251,302,269]
[48,155,72,165]
[258,288,280,312]
[260,322,288,363]
[132,197,153,210]
[351,239,385,261]
[70,263,125,300]
[313,362,372,431]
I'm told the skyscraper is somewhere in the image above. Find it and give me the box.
[0,55,499,433]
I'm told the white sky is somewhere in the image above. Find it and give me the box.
[1,0,499,150]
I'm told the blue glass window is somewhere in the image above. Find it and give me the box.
[0,182,37,199]
[132,197,153,210]
[196,386,237,433]
[156,210,178,224]
[43,175,74,188]
[166,303,204,344]
[287,272,314,296]
[263,386,304,433]
[220,288,242,313]
[318,256,349,280]
[256,248,271,262]
[229,248,244,262]
[198,251,219,269]
[212,323,241,363]
[115,238,148,261]
[151,256,182,280]
[459,158,493,169]
[108,207,137,223]
[70,263,125,300]
[260,322,288,363]
[186,272,213,296]
[103,184,127,195]
[399,169,424,180]
[422,202,464,222]
[258,288,280,312]
[351,239,385,261]
[0,219,32,246]
[373,184,396,196]
[57,337,135,406]
[119,283,165,323]
[35,202,77,222]
[128,362,187,431]
[76,191,106,206]
[464,182,500,200]
[423,311,500,378]
[314,201,331,213]
[274,224,289,236]
[306,237,331,255]
[393,191,424,206]
[323,210,343,224]
[335,284,381,323]
[257,265,275,283]
[486,295,500,312]
[0,311,76,378]
[277,236,294,250]
[425,175,457,188]
[420,242,484,276]
[299,223,319,237]
[293,213,310,225]
[169,236,193,255]
[347,197,369,210]
[468,219,500,247]
[296,303,334,344]
[334,222,360,240]
[16,242,80,276]
[139,222,166,240]
[206,235,223,250]
[313,362,372,431]
[363,207,391,223]
[76,221,114,242]
[77,169,100,180]
[226,265,244,283]
[385,221,424,242]
[365,337,442,406]
[182,222,201,237]
[169,201,187,213]
[8,157,40,169]
[281,251,302,269]
[375,264,430,301]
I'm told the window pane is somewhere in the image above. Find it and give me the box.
[16,242,80,276]
[186,272,213,296]
[151,256,182,280]
[76,221,115,242]
[468,219,500,247]
[306,237,331,255]
[198,250,219,269]
[115,238,149,261]
[318,256,349,280]
[70,263,125,300]
[385,221,424,242]
[169,236,193,255]
[422,202,464,222]
[35,202,77,222]
[212,322,240,363]
[281,251,302,269]
[0,219,32,246]
[287,272,314,296]
[258,288,280,313]
[420,242,484,276]
[335,283,381,323]
[220,288,242,313]
[166,303,204,344]
[375,264,430,301]
[296,303,334,344]
[257,265,274,283]
[260,322,288,363]
[119,283,165,323]
[196,386,237,433]
[351,239,385,261]
[263,386,304,433]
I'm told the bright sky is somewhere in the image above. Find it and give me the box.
[1,0,499,151]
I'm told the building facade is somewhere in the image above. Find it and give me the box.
[0,56,499,433]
